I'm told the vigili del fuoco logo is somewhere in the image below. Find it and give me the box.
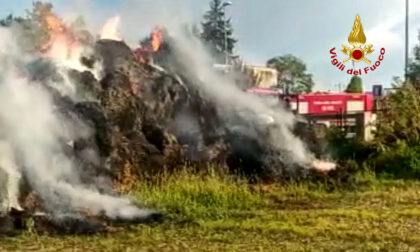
[329,14,385,76]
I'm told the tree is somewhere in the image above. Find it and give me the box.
[266,54,314,94]
[0,14,25,27]
[0,12,40,52]
[407,31,420,89]
[345,76,363,93]
[26,2,56,47]
[201,0,237,63]
[375,81,420,146]
[372,35,420,178]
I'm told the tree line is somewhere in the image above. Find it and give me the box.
[201,0,420,178]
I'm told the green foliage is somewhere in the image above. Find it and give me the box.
[0,14,25,27]
[375,83,420,146]
[345,76,363,93]
[26,1,56,48]
[133,168,262,220]
[0,2,58,52]
[407,31,420,89]
[360,81,420,179]
[201,0,237,62]
[325,126,374,161]
[357,33,420,179]
[371,142,420,179]
[266,54,314,94]
[325,88,420,179]
[0,13,41,52]
[1,2,89,53]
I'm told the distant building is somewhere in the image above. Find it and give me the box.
[241,65,278,88]
[213,63,279,89]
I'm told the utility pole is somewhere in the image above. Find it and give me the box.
[222,1,232,66]
[405,0,409,81]
[335,83,342,93]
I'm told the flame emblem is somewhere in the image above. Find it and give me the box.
[341,14,374,64]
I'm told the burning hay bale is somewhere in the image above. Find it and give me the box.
[82,39,186,176]
[0,3,337,235]
[0,25,168,236]
[80,31,335,180]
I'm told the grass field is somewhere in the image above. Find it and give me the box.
[2,171,420,252]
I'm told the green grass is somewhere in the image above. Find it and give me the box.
[1,171,420,251]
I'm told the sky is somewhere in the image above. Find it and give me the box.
[1,0,420,91]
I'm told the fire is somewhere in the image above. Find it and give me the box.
[151,26,163,52]
[47,34,85,70]
[44,14,64,32]
[311,160,337,173]
[100,16,122,41]
[40,14,85,70]
[133,26,165,63]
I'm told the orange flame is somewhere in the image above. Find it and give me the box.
[151,27,163,52]
[47,34,84,70]
[133,26,165,64]
[100,16,121,41]
[311,160,336,173]
[40,13,86,70]
[44,14,65,32]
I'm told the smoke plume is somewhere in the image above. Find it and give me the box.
[0,27,151,220]
[169,30,314,168]
[0,1,336,219]
[94,0,324,170]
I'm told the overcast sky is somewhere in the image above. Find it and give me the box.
[1,0,420,91]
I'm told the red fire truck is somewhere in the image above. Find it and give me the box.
[247,87,376,141]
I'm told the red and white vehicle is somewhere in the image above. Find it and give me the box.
[247,87,376,141]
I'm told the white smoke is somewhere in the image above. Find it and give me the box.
[168,30,314,167]
[166,29,337,172]
[0,1,336,217]
[62,0,335,172]
[0,27,151,220]
[0,141,22,212]
[117,0,333,170]
[84,0,318,169]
